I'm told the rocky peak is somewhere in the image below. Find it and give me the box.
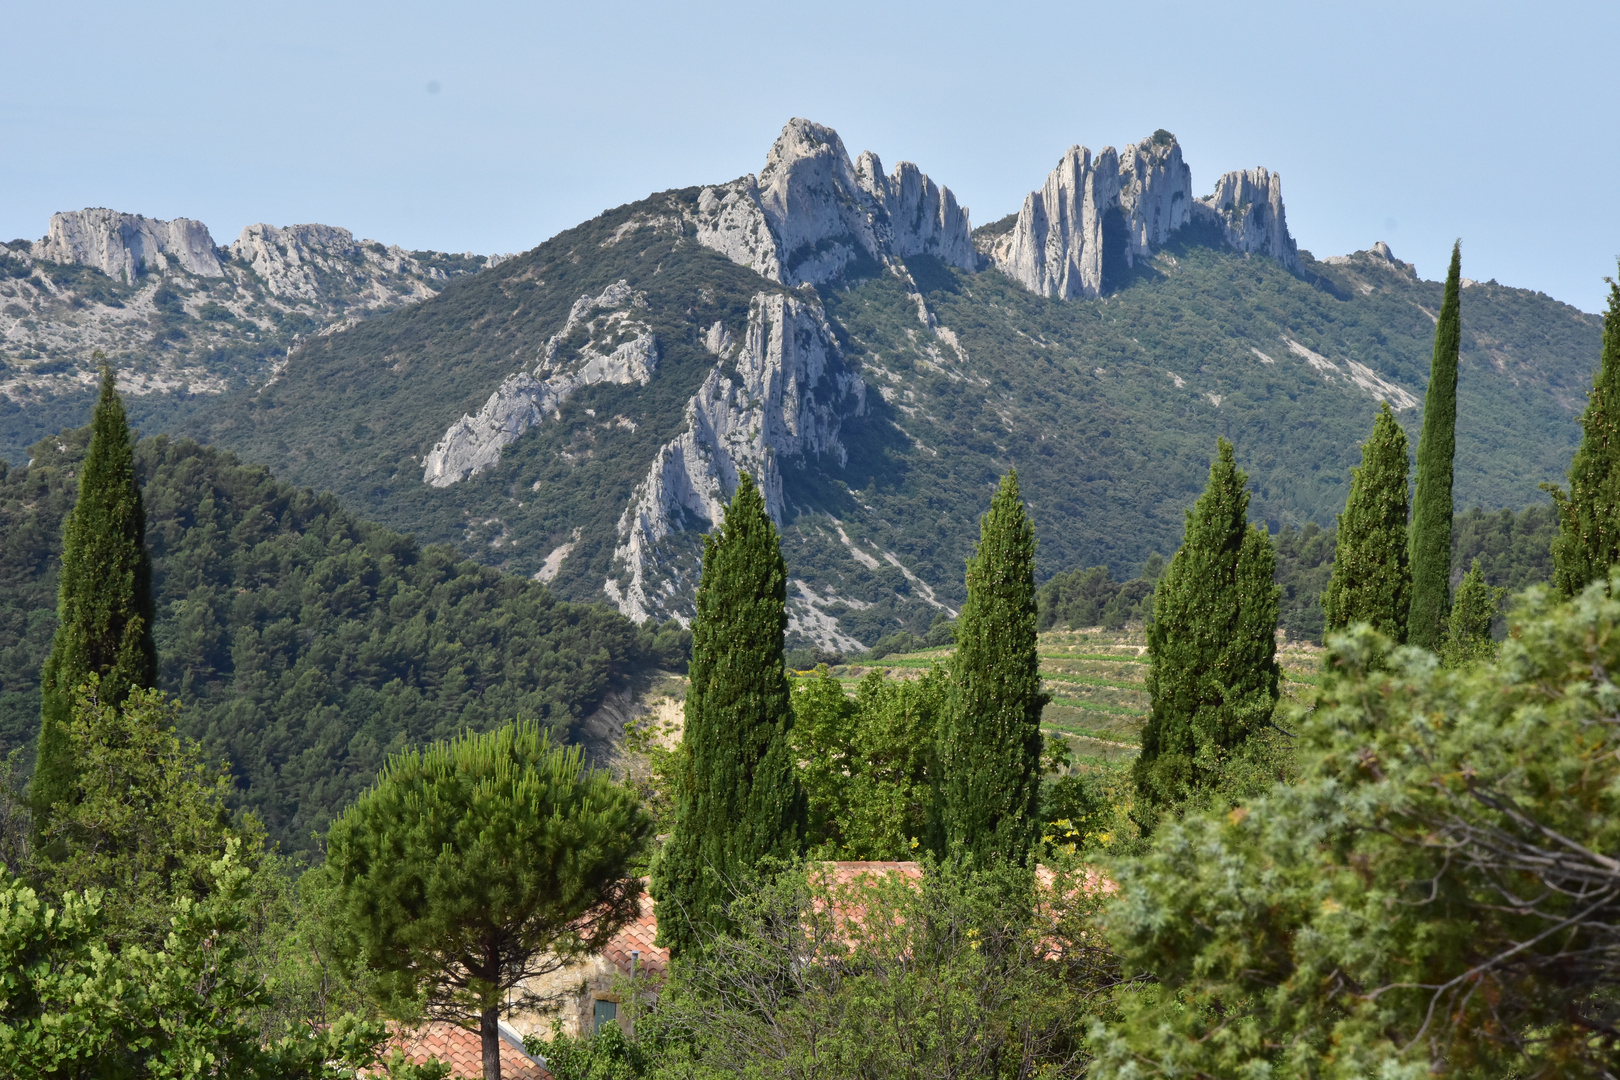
[692,118,974,286]
[984,143,1121,300]
[854,151,976,270]
[1194,167,1299,271]
[34,208,223,281]
[985,131,1301,299]
[228,222,468,304]
[1117,130,1195,257]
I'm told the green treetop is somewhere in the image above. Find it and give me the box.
[1442,558,1505,667]
[653,473,804,956]
[1323,403,1412,641]
[1408,242,1463,650]
[936,470,1049,866]
[326,722,648,1080]
[34,365,157,829]
[1134,439,1280,811]
[1549,271,1620,596]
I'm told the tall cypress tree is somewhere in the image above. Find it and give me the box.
[1323,403,1412,641]
[33,366,157,826]
[1134,439,1279,811]
[936,470,1048,866]
[1549,272,1620,596]
[653,473,803,956]
[1408,241,1462,651]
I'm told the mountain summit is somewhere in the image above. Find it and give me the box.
[3,119,1596,651]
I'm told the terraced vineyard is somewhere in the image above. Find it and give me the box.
[822,628,1323,763]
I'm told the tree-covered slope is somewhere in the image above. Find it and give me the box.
[167,186,1595,652]
[0,428,681,851]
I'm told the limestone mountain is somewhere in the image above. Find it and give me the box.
[0,208,500,461]
[13,120,1599,653]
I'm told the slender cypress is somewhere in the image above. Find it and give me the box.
[1408,241,1462,650]
[33,366,157,827]
[653,473,803,956]
[936,470,1048,866]
[1549,272,1620,596]
[1323,403,1412,641]
[1134,440,1280,810]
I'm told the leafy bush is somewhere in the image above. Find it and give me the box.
[1093,577,1620,1077]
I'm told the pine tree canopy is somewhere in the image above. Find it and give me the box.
[325,721,648,1080]
[1408,242,1463,651]
[1323,403,1412,641]
[1134,439,1280,810]
[653,472,803,956]
[34,365,157,828]
[1549,271,1620,597]
[936,469,1048,866]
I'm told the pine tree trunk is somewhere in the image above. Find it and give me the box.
[1408,242,1462,650]
[481,1004,502,1080]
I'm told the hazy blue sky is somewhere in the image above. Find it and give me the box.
[5,1,1617,311]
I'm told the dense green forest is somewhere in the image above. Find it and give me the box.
[0,428,685,851]
[168,190,1599,649]
[1037,503,1557,643]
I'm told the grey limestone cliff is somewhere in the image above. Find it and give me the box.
[228,222,467,305]
[34,208,223,282]
[1194,167,1299,272]
[605,290,865,623]
[691,118,974,287]
[422,280,659,486]
[985,131,1300,298]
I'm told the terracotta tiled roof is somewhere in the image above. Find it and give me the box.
[601,881,668,978]
[818,860,924,886]
[381,1020,550,1080]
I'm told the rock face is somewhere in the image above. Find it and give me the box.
[985,131,1300,297]
[1195,168,1300,271]
[34,209,223,281]
[228,223,461,303]
[605,291,865,622]
[985,132,1195,300]
[692,118,974,286]
[423,281,659,486]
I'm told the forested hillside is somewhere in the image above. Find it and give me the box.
[177,194,1598,651]
[0,427,683,850]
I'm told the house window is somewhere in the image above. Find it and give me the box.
[592,998,618,1034]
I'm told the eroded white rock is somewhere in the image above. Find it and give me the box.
[34,209,223,281]
[691,118,973,286]
[606,291,865,622]
[1195,168,1300,271]
[422,280,659,486]
[986,131,1300,298]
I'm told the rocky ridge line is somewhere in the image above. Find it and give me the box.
[604,291,865,623]
[422,280,661,486]
[689,118,975,287]
[983,131,1300,299]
